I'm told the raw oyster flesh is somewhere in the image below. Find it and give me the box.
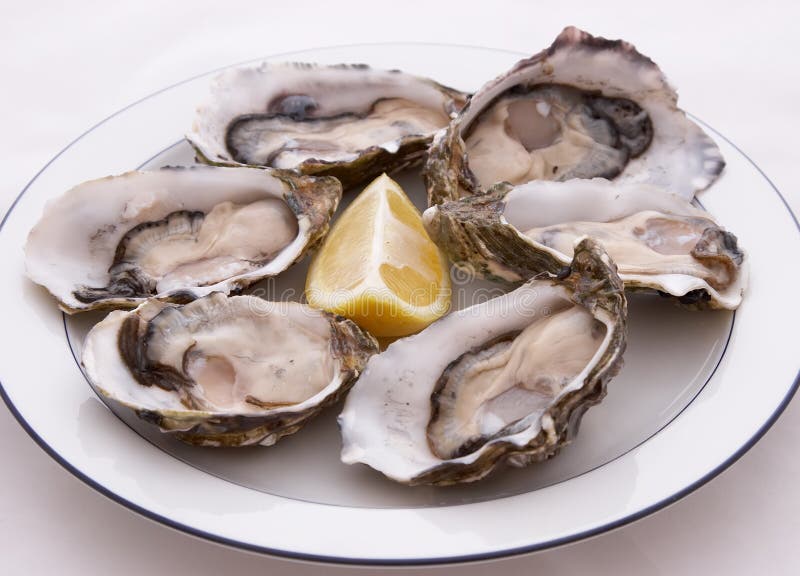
[188,63,468,189]
[423,178,746,309]
[339,238,626,485]
[424,26,725,204]
[82,293,378,447]
[24,166,340,313]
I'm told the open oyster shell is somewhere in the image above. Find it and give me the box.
[188,63,468,189]
[424,27,725,205]
[423,178,746,310]
[25,166,340,313]
[339,238,626,485]
[82,293,378,447]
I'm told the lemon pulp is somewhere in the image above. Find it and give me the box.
[305,174,450,337]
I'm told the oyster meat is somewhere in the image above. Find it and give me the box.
[339,238,626,485]
[424,178,746,309]
[188,63,468,189]
[425,27,725,204]
[25,166,340,312]
[82,293,378,447]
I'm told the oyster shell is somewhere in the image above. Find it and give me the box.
[425,27,725,204]
[25,166,340,313]
[339,238,626,485]
[423,178,746,309]
[82,293,378,447]
[187,63,468,189]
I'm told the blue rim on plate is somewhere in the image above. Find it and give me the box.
[1,42,798,566]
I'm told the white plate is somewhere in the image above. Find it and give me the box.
[1,43,798,565]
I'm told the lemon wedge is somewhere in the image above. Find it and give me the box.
[305,173,451,337]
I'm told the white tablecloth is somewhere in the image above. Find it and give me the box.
[2,1,798,573]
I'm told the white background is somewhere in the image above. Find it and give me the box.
[2,1,799,573]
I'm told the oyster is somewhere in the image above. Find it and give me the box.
[82,293,378,447]
[187,63,468,189]
[423,178,746,309]
[425,27,725,204]
[340,238,626,485]
[25,166,340,313]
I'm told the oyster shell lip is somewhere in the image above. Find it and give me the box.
[187,62,469,189]
[24,165,341,314]
[424,26,726,205]
[192,134,430,191]
[338,238,627,485]
[423,178,747,311]
[81,296,379,448]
